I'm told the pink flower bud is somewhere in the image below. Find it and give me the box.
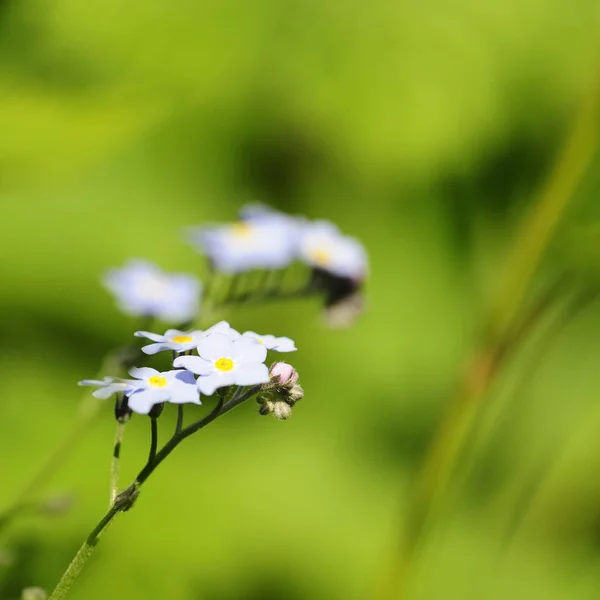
[270,362,299,386]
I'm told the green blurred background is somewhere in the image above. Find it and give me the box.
[2,1,600,598]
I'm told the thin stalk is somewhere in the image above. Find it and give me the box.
[225,274,243,302]
[175,405,185,435]
[0,327,146,538]
[108,419,127,506]
[47,504,121,600]
[148,417,159,465]
[135,387,258,485]
[488,86,600,341]
[379,86,600,599]
[220,284,318,308]
[497,286,600,553]
[47,386,260,600]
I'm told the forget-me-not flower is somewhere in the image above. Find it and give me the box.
[298,221,368,281]
[173,332,270,396]
[134,329,204,355]
[104,259,201,323]
[78,376,134,399]
[187,213,300,274]
[134,321,242,355]
[241,331,296,352]
[126,367,201,415]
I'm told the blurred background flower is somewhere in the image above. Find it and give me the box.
[2,1,600,599]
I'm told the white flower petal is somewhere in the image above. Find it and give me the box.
[168,381,201,405]
[78,379,107,387]
[164,329,187,338]
[197,333,234,361]
[129,366,159,379]
[241,331,262,342]
[141,343,170,355]
[231,337,267,363]
[127,389,169,414]
[271,336,297,352]
[134,331,165,342]
[92,386,119,400]
[233,363,270,386]
[196,372,235,396]
[173,355,213,375]
[204,321,231,335]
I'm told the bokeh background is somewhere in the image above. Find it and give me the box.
[2,1,600,599]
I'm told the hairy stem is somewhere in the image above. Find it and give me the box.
[0,329,148,539]
[47,386,260,599]
[47,504,121,600]
[109,419,127,506]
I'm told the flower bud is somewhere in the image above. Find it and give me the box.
[259,401,274,416]
[287,384,304,405]
[273,401,292,420]
[269,362,299,386]
[21,588,47,600]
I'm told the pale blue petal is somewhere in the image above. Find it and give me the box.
[272,336,297,352]
[173,355,213,375]
[231,337,267,363]
[168,381,201,405]
[141,343,170,355]
[127,389,169,414]
[164,329,188,338]
[197,333,234,361]
[78,379,107,387]
[204,321,241,339]
[197,372,235,396]
[134,331,165,342]
[172,370,197,385]
[242,331,261,342]
[233,363,270,386]
[92,387,119,400]
[129,366,158,379]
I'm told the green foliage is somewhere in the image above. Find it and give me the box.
[2,1,600,599]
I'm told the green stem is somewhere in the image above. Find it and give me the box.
[0,335,145,539]
[380,86,600,600]
[489,86,600,341]
[47,504,120,600]
[175,405,185,435]
[47,386,260,599]
[148,417,159,465]
[135,387,258,486]
[109,419,127,506]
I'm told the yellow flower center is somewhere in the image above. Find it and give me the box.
[171,335,193,343]
[148,375,167,387]
[215,357,234,371]
[231,222,252,238]
[310,247,331,266]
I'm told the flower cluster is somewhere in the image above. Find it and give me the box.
[187,204,368,326]
[188,204,368,280]
[79,321,299,416]
[256,362,304,420]
[102,205,367,329]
